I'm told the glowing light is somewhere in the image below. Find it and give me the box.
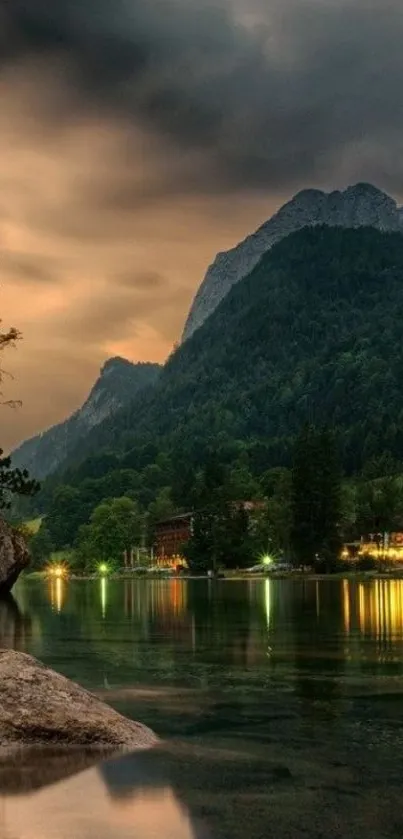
[45,563,69,580]
[98,563,109,576]
[262,554,273,566]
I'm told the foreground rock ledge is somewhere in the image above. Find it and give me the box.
[0,650,157,750]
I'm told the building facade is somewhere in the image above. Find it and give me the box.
[154,501,266,567]
[343,532,403,562]
[154,512,193,567]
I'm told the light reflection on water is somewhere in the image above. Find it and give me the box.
[3,578,403,837]
[7,577,403,671]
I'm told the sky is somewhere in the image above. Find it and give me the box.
[1,0,403,450]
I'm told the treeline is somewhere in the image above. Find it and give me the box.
[24,426,403,573]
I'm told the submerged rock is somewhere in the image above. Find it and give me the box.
[0,650,157,751]
[0,519,30,595]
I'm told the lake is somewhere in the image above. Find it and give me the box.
[2,577,403,838]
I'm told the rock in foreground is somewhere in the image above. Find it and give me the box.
[0,651,157,751]
[0,519,30,595]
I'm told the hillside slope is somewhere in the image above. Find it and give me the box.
[182,183,403,341]
[52,226,403,483]
[12,358,161,479]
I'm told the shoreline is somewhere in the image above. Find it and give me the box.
[23,570,403,583]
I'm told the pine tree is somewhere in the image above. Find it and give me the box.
[290,425,342,568]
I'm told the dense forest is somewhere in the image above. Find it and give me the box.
[19,225,403,558]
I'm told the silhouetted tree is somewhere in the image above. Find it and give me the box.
[290,425,342,569]
[0,321,40,509]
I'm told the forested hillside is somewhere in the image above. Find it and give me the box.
[28,225,403,546]
[58,226,403,473]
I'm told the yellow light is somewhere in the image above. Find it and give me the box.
[262,554,273,566]
[98,563,109,575]
[46,563,68,579]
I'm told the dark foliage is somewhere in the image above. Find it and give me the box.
[0,449,40,510]
[290,426,342,566]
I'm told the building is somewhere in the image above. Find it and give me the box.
[154,500,266,567]
[343,532,403,562]
[154,512,193,567]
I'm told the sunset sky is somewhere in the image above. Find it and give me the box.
[1,0,403,451]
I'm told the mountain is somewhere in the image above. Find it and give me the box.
[48,225,403,490]
[182,183,403,341]
[11,358,161,479]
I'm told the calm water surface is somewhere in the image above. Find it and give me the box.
[2,577,403,839]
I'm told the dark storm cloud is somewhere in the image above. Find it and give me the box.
[2,0,403,192]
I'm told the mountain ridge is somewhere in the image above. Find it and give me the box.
[11,358,161,479]
[41,225,403,492]
[182,182,403,341]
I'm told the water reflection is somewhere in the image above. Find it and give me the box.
[1,751,201,839]
[264,579,271,628]
[16,576,403,647]
[4,578,403,838]
[9,576,403,704]
[48,577,66,613]
[0,594,31,651]
[357,580,403,639]
[100,577,107,619]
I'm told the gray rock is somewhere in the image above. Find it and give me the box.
[0,519,30,596]
[0,650,157,751]
[182,182,403,341]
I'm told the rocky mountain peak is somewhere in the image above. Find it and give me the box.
[182,182,403,342]
[100,356,135,376]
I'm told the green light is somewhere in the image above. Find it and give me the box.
[262,555,273,566]
[98,563,109,575]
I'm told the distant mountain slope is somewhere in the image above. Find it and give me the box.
[182,183,403,341]
[11,358,161,479]
[52,226,403,483]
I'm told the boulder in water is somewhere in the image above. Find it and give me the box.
[0,650,157,751]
